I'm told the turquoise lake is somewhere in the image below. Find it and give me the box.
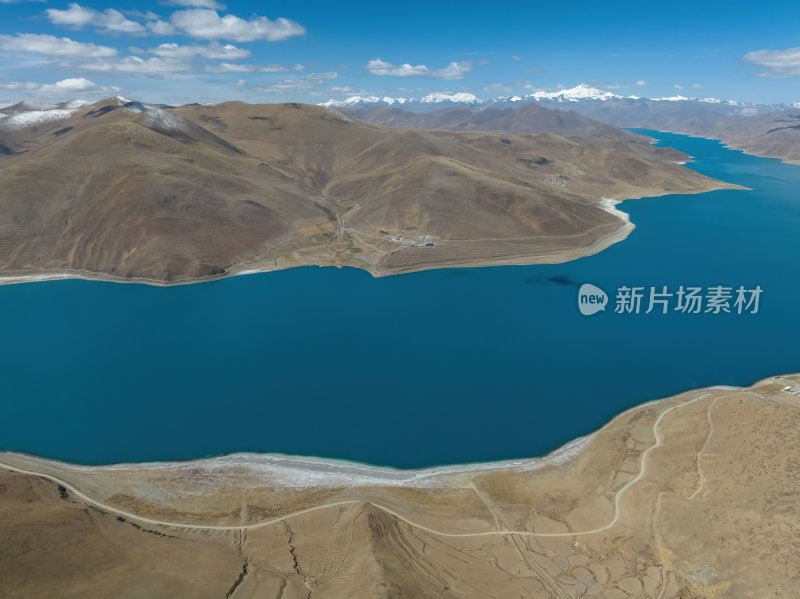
[1,131,799,468]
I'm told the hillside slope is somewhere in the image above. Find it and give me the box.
[0,99,738,284]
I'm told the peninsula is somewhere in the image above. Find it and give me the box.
[0,98,739,285]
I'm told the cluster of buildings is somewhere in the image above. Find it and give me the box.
[387,233,436,248]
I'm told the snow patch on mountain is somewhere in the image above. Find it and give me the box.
[140,108,191,134]
[17,99,59,112]
[122,101,149,113]
[0,109,74,130]
[61,99,97,110]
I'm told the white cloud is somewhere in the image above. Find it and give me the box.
[253,72,338,94]
[306,72,338,81]
[124,10,160,20]
[586,79,646,90]
[674,84,684,89]
[0,77,119,95]
[45,3,145,35]
[76,56,192,73]
[484,82,513,93]
[261,63,304,72]
[484,80,539,93]
[170,9,305,42]
[167,0,225,8]
[254,80,314,93]
[45,3,96,27]
[205,62,254,72]
[41,77,109,92]
[0,33,117,58]
[743,46,800,78]
[692,83,703,89]
[57,41,251,74]
[147,41,249,60]
[364,58,479,80]
[511,55,523,61]
[204,61,306,73]
[147,20,176,35]
[329,86,368,96]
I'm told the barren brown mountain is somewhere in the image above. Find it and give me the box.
[341,103,690,162]
[2,374,799,598]
[663,108,800,165]
[509,95,800,165]
[0,99,738,284]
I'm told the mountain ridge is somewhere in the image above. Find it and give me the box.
[0,97,738,284]
[320,83,798,113]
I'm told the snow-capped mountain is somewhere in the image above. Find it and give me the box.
[320,84,628,109]
[322,92,482,112]
[525,83,623,102]
[320,84,784,114]
[418,92,481,104]
[321,91,481,108]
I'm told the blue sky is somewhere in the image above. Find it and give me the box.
[1,0,799,105]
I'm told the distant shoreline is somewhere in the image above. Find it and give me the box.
[646,128,800,166]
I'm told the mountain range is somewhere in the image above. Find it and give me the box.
[326,84,800,165]
[321,84,798,114]
[0,96,734,284]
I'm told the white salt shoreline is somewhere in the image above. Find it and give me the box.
[2,433,595,488]
[0,273,79,285]
[598,196,633,226]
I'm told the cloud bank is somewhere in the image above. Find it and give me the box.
[743,46,800,78]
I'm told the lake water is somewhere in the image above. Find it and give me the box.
[1,131,799,468]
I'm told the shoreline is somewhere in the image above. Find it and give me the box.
[0,182,734,288]
[2,373,790,488]
[0,210,634,287]
[1,434,595,489]
[650,128,800,166]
